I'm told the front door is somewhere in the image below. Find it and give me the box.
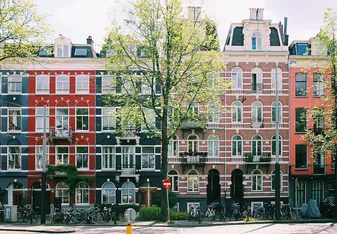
[231,169,243,201]
[207,169,220,204]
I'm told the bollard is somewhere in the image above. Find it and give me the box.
[126,224,132,234]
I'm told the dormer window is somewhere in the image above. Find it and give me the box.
[56,44,69,57]
[54,36,71,58]
[74,48,88,57]
[252,32,261,50]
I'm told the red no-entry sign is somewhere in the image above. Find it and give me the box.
[163,179,171,189]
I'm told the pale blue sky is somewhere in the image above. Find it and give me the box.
[35,0,337,52]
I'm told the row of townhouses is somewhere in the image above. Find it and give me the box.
[0,7,335,214]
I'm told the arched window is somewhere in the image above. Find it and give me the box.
[272,101,282,123]
[208,135,219,157]
[76,182,89,204]
[252,135,262,156]
[271,67,282,90]
[232,101,242,123]
[168,135,179,157]
[168,170,179,192]
[188,134,199,152]
[232,135,242,156]
[252,169,263,191]
[272,135,282,156]
[121,182,135,204]
[187,169,199,192]
[231,67,243,89]
[251,101,263,123]
[252,32,261,50]
[102,182,116,204]
[251,67,263,93]
[208,101,219,123]
[271,170,283,191]
[56,182,69,204]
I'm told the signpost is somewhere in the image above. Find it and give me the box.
[163,179,171,222]
[124,208,136,234]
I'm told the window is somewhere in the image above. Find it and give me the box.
[187,134,199,152]
[313,74,325,97]
[208,135,219,157]
[35,146,49,170]
[8,108,21,131]
[102,107,117,131]
[208,101,219,123]
[121,182,135,204]
[76,75,89,93]
[56,108,69,129]
[232,135,243,156]
[251,101,263,123]
[313,108,325,131]
[311,181,323,204]
[271,170,283,191]
[56,182,69,204]
[8,75,22,93]
[56,75,69,93]
[102,182,116,204]
[295,108,307,133]
[102,146,115,170]
[168,170,179,192]
[141,147,155,169]
[122,147,135,169]
[231,67,243,89]
[36,107,49,132]
[56,44,69,57]
[296,43,309,55]
[56,146,69,165]
[76,108,89,131]
[74,48,88,56]
[271,135,282,156]
[76,146,89,169]
[271,67,282,90]
[232,101,242,122]
[168,135,179,157]
[252,32,262,50]
[76,182,89,204]
[295,74,307,97]
[294,181,306,208]
[36,75,49,93]
[295,145,307,169]
[191,102,199,116]
[141,108,156,130]
[251,67,263,93]
[8,146,21,170]
[102,76,116,94]
[251,169,263,191]
[271,101,282,123]
[187,169,199,192]
[252,135,262,156]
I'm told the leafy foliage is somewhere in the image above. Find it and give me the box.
[138,207,161,221]
[170,211,189,220]
[155,190,178,208]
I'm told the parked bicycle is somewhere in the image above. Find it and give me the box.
[204,205,216,221]
[17,205,33,224]
[188,205,202,223]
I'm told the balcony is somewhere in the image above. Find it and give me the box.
[117,164,137,177]
[180,116,206,130]
[245,153,271,163]
[251,121,263,128]
[251,83,263,94]
[179,151,208,164]
[50,127,72,143]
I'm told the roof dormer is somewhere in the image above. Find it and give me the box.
[54,35,72,58]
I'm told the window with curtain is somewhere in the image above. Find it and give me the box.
[102,182,116,204]
[187,169,199,192]
[252,169,263,191]
[232,135,243,156]
[208,135,219,157]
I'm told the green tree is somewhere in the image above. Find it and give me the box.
[103,0,229,221]
[302,8,337,218]
[0,0,51,63]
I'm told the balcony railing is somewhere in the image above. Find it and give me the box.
[180,116,206,130]
[251,121,263,128]
[50,127,72,143]
[118,164,137,176]
[245,153,271,163]
[168,155,220,163]
[179,151,208,164]
[251,83,263,93]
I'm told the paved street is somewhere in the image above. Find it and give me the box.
[0,222,336,234]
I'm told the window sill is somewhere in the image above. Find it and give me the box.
[295,168,308,171]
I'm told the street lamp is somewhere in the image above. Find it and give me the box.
[147,179,150,207]
[40,105,47,224]
[275,66,281,220]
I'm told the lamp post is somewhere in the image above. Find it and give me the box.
[147,179,150,207]
[40,105,47,224]
[275,66,281,220]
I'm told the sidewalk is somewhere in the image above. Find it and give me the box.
[0,219,335,233]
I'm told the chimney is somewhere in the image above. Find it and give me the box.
[86,36,94,47]
[188,6,201,21]
[283,17,289,46]
[249,8,264,20]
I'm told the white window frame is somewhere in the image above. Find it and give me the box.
[76,146,89,170]
[56,44,70,58]
[252,32,262,50]
[122,146,135,169]
[168,170,179,192]
[75,182,89,205]
[271,101,282,123]
[102,146,116,170]
[8,108,21,132]
[251,169,263,191]
[251,101,263,123]
[231,67,243,90]
[141,146,155,170]
[36,75,50,93]
[56,108,69,130]
[232,101,242,123]
[141,108,156,131]
[271,67,282,91]
[232,135,243,157]
[102,107,117,131]
[76,107,89,131]
[56,182,70,205]
[187,202,200,213]
[8,75,22,94]
[56,146,69,165]
[208,101,219,123]
[168,135,179,157]
[35,146,49,170]
[252,135,263,157]
[271,135,282,157]
[36,107,49,132]
[187,134,199,152]
[101,182,117,204]
[56,75,69,94]
[76,75,89,93]
[187,169,199,192]
[7,146,21,170]
[208,135,219,157]
[121,182,135,204]
[102,75,116,94]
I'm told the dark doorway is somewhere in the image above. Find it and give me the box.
[32,183,50,213]
[230,169,243,201]
[207,169,220,204]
